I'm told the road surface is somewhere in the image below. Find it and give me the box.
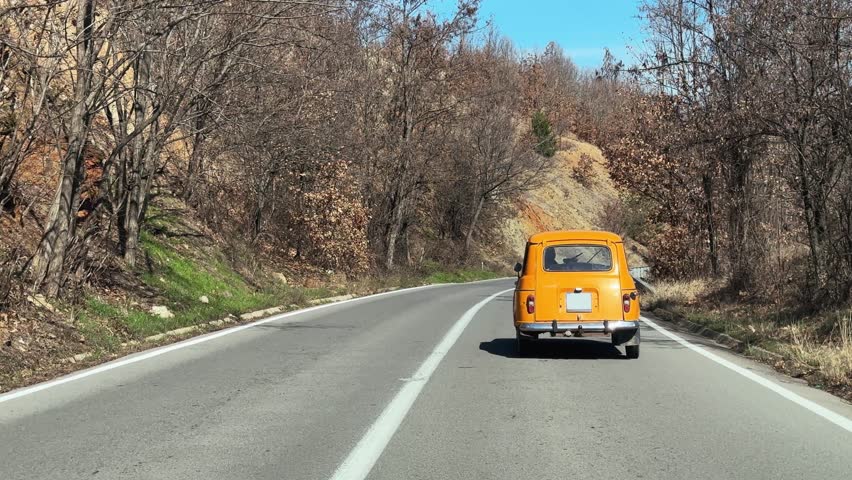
[1,279,851,479]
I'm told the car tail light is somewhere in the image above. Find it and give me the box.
[623,293,631,313]
[526,294,535,314]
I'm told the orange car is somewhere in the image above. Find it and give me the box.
[512,230,641,358]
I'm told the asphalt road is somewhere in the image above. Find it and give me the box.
[1,278,851,479]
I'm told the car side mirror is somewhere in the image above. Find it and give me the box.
[513,262,522,276]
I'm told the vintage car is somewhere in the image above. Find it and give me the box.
[512,230,641,358]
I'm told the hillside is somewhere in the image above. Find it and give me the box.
[500,137,649,267]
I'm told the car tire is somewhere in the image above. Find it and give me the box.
[516,331,533,357]
[625,344,640,359]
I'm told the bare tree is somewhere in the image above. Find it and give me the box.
[30,0,111,295]
[359,0,480,269]
[454,34,550,252]
[0,3,66,210]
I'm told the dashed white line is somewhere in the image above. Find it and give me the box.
[328,288,514,480]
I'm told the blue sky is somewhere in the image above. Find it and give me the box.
[438,0,647,69]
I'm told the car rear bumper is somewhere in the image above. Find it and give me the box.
[517,320,640,335]
[517,320,639,333]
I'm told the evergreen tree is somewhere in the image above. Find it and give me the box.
[531,110,557,157]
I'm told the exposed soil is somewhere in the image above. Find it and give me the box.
[500,137,649,266]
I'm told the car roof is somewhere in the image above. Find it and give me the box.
[527,230,623,244]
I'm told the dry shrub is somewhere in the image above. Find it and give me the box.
[292,161,370,274]
[648,224,704,278]
[597,197,626,237]
[571,153,595,187]
[597,195,651,241]
[0,248,24,309]
[779,314,852,386]
[643,278,712,309]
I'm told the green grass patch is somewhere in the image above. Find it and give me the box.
[425,268,500,284]
[345,263,504,294]
[302,286,343,299]
[76,316,122,353]
[77,227,504,351]
[77,232,311,344]
[413,259,502,284]
[133,233,296,336]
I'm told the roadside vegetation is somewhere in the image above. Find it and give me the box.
[69,232,498,356]
[644,280,852,401]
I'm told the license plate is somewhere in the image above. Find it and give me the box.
[565,293,592,312]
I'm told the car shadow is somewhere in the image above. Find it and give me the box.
[479,337,625,360]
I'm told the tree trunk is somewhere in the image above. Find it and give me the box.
[0,159,18,210]
[116,198,128,255]
[182,132,205,202]
[182,104,207,202]
[796,150,827,300]
[120,52,152,268]
[124,203,140,267]
[385,194,406,270]
[123,154,152,268]
[702,173,719,275]
[122,156,144,266]
[726,146,752,292]
[31,0,95,296]
[252,168,276,242]
[124,163,154,269]
[464,195,485,253]
[384,22,415,271]
[403,223,413,267]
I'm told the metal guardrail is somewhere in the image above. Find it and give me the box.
[629,266,651,280]
[629,266,655,294]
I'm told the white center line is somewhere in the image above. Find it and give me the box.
[641,315,852,434]
[328,288,514,480]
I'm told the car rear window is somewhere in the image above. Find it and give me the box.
[543,244,613,272]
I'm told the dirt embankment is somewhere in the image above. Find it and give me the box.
[500,137,649,266]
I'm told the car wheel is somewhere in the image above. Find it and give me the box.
[516,331,533,357]
[625,344,640,359]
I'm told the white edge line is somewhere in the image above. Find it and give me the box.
[641,315,852,434]
[329,287,515,480]
[0,279,508,404]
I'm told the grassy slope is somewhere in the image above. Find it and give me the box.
[60,223,315,354]
[75,226,500,355]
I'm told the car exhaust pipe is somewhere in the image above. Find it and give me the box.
[550,320,573,337]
